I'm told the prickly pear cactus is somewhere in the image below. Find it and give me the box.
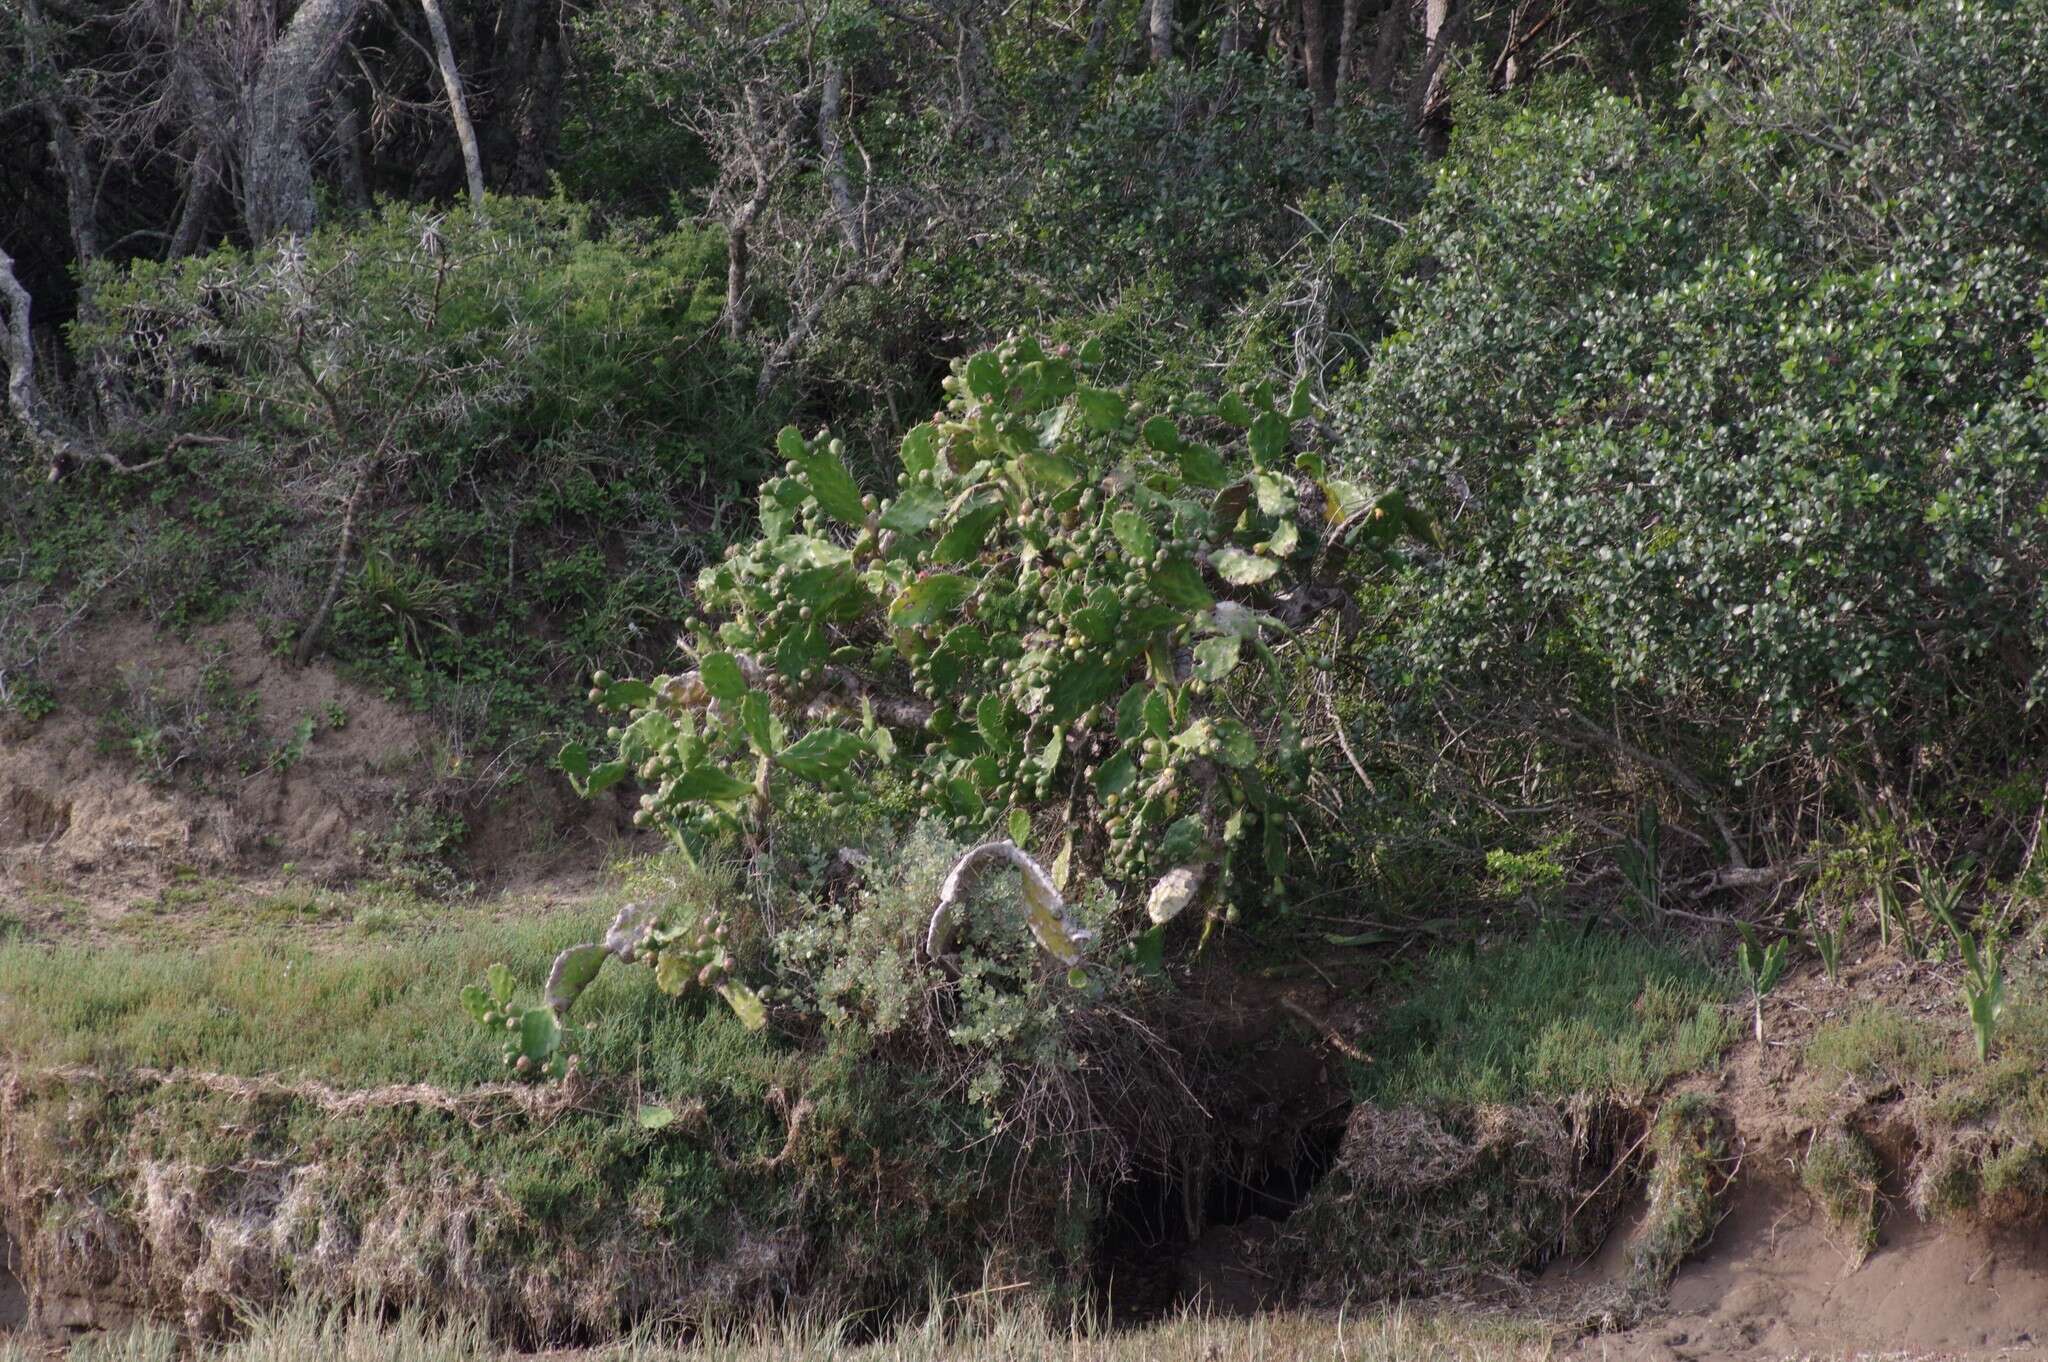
[461,962,569,1080]
[560,338,1433,927]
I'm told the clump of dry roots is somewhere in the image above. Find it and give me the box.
[1274,1098,1641,1303]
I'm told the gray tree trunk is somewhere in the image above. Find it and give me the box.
[419,0,487,212]
[1412,0,1456,155]
[818,64,864,255]
[240,0,371,241]
[1149,0,1174,64]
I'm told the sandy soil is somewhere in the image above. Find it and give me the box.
[0,617,636,936]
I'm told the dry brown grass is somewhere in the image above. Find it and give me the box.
[1,1302,1554,1362]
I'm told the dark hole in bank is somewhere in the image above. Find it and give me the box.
[1095,1110,1350,1322]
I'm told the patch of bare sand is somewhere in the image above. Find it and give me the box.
[0,616,638,934]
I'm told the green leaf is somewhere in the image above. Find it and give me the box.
[1212,546,1280,585]
[672,764,758,804]
[1070,606,1116,645]
[1110,510,1156,560]
[519,1006,561,1061]
[738,691,777,755]
[776,728,866,780]
[1259,520,1301,557]
[1144,689,1173,739]
[966,353,1005,401]
[581,760,629,796]
[1218,391,1256,429]
[487,963,516,1006]
[1008,807,1032,845]
[717,980,768,1031]
[1286,375,1313,420]
[1115,686,1148,742]
[1142,415,1183,454]
[1248,411,1289,464]
[1150,557,1213,608]
[772,620,827,680]
[1094,750,1137,799]
[545,944,611,1013]
[637,1104,677,1130]
[1193,635,1241,683]
[1325,931,1398,947]
[459,984,492,1023]
[881,484,948,533]
[900,423,939,476]
[1133,923,1167,974]
[1076,387,1127,431]
[977,694,1014,753]
[1050,660,1123,721]
[700,653,746,704]
[1077,338,1105,366]
[1013,451,1082,492]
[794,444,867,525]
[1252,471,1294,517]
[1178,444,1230,489]
[934,505,1003,564]
[1158,815,1207,863]
[558,742,590,779]
[601,679,656,709]
[889,573,975,628]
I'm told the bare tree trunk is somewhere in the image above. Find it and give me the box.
[724,215,755,340]
[0,244,171,479]
[419,0,486,212]
[19,0,99,265]
[1368,0,1406,97]
[1337,0,1370,91]
[1302,0,1336,129]
[1149,0,1174,64]
[2,244,74,473]
[756,238,909,400]
[241,0,370,241]
[1076,0,1116,83]
[818,63,864,255]
[1411,0,1456,155]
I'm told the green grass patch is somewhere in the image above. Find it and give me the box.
[0,900,749,1089]
[1356,927,1734,1106]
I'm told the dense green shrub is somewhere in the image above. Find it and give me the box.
[567,334,1434,926]
[1334,58,2048,854]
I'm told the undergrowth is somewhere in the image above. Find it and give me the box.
[0,1300,1553,1362]
[1355,928,1735,1106]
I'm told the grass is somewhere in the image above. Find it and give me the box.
[0,1302,1554,1362]
[1626,1093,1725,1293]
[1800,969,2048,1227]
[1356,926,1735,1106]
[1801,1128,1881,1263]
[0,902,666,1086]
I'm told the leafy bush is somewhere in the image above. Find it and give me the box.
[565,335,1434,929]
[1334,62,2048,858]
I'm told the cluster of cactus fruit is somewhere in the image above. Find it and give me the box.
[461,963,570,1080]
[559,336,1433,937]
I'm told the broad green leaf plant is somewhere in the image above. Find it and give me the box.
[563,337,1431,948]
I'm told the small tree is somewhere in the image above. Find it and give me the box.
[562,337,1434,943]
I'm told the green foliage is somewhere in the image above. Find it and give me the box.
[579,337,1429,918]
[1736,925,1789,1042]
[1629,1093,1726,1291]
[1801,1127,1881,1263]
[459,964,568,1081]
[1808,901,1847,986]
[1617,804,1662,919]
[1335,42,2048,857]
[1483,843,1567,902]
[1357,928,1732,1106]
